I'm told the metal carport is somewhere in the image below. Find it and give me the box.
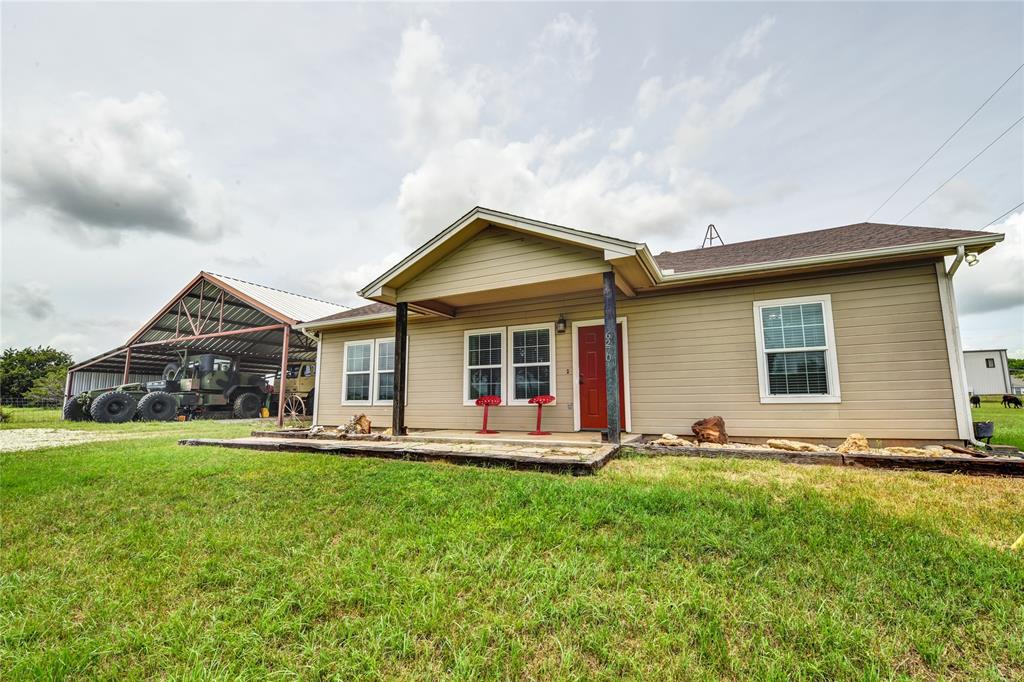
[65,272,348,426]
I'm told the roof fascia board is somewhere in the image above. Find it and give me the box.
[652,233,1003,286]
[296,312,396,331]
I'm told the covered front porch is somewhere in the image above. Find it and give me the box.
[385,266,629,443]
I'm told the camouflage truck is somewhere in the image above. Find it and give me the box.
[63,353,274,423]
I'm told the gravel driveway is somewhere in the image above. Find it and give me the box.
[0,429,131,453]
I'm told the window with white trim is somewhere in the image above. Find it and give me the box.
[509,324,555,404]
[343,337,400,406]
[343,340,373,404]
[375,339,395,404]
[753,295,841,403]
[465,329,505,403]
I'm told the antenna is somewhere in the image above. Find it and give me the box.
[701,224,724,248]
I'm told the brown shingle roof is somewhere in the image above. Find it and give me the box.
[653,222,992,274]
[307,301,393,324]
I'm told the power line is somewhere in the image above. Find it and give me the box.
[867,62,1024,221]
[980,201,1024,229]
[897,113,1024,223]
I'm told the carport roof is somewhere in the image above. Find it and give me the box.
[69,272,349,376]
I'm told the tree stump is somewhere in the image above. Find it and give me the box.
[692,416,728,444]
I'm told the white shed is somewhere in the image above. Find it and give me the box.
[962,349,1011,396]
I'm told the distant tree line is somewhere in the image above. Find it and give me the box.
[0,346,73,406]
[1009,357,1024,378]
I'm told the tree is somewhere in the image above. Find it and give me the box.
[25,367,69,406]
[0,346,73,403]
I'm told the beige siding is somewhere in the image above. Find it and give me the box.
[397,226,609,302]
[317,262,959,440]
[316,323,396,428]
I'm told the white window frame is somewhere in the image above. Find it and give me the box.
[373,337,396,405]
[343,337,403,406]
[463,327,507,406]
[752,294,841,404]
[507,323,557,405]
[342,339,374,406]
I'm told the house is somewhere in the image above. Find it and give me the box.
[297,207,1003,444]
[963,349,1013,396]
[1011,375,1024,396]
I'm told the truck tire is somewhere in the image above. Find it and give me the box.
[136,391,178,421]
[89,391,138,424]
[162,362,180,381]
[63,398,90,421]
[232,392,262,419]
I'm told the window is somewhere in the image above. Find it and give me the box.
[343,338,399,406]
[986,358,996,369]
[375,339,395,404]
[343,341,373,404]
[465,329,505,404]
[753,295,841,403]
[509,324,555,404]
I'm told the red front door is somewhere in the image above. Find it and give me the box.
[577,323,625,430]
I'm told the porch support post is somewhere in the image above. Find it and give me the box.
[122,347,132,385]
[602,270,621,444]
[392,302,408,436]
[277,325,290,427]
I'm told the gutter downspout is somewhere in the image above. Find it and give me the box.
[943,245,989,449]
[947,245,965,277]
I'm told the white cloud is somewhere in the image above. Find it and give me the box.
[534,13,599,83]
[610,126,634,151]
[390,20,484,154]
[956,212,1024,317]
[2,92,228,244]
[311,251,408,307]
[393,16,780,246]
[725,15,777,62]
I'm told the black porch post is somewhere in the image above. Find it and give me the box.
[392,302,408,436]
[602,271,621,444]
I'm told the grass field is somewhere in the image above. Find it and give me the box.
[2,419,1022,679]
[972,398,1024,451]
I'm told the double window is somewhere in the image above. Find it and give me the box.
[343,337,398,405]
[753,295,841,403]
[464,323,556,405]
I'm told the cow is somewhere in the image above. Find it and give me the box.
[1002,394,1022,408]
[970,395,981,408]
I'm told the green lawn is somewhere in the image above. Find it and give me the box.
[972,399,1024,451]
[2,430,1022,679]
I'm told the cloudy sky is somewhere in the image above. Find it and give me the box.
[2,2,1021,361]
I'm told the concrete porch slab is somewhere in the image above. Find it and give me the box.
[179,435,620,475]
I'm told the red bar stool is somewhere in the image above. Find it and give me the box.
[475,395,501,434]
[528,394,555,436]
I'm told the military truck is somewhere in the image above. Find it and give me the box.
[63,353,274,423]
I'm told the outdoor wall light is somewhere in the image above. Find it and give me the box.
[556,314,567,334]
[965,252,980,267]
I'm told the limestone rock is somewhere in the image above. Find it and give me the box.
[883,446,936,457]
[765,439,827,453]
[341,414,372,434]
[836,433,870,454]
[692,416,728,444]
[309,425,326,435]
